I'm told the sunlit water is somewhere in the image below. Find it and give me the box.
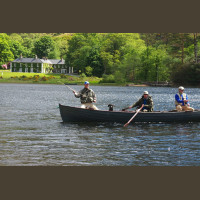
[0,83,200,166]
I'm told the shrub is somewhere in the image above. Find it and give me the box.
[1,64,7,70]
[80,73,86,79]
[49,75,55,79]
[60,74,67,78]
[33,75,40,79]
[85,66,93,77]
[41,76,48,81]
[100,74,115,83]
[67,77,75,81]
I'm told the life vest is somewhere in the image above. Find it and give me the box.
[175,93,187,106]
[79,88,96,104]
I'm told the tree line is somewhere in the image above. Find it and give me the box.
[0,33,200,86]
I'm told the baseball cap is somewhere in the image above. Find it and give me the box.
[143,91,148,95]
[178,86,184,90]
[84,81,89,85]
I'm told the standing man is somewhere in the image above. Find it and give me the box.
[175,86,194,111]
[73,81,98,110]
[122,91,153,112]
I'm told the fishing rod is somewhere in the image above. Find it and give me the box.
[57,81,77,93]
[64,83,77,93]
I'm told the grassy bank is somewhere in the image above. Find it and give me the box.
[0,70,102,85]
[0,70,150,87]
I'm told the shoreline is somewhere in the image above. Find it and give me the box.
[1,71,199,88]
[1,82,199,88]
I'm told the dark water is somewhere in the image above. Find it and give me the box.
[0,83,200,166]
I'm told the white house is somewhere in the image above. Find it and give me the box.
[10,55,73,74]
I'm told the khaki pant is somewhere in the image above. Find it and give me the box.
[81,103,99,110]
[176,105,194,112]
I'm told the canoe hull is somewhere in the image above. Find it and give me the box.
[59,104,200,123]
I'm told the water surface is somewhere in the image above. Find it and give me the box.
[0,84,200,166]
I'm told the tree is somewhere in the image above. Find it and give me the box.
[0,34,14,65]
[9,40,27,58]
[33,36,55,58]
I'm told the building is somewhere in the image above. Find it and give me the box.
[10,55,73,74]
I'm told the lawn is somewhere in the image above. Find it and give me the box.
[0,70,102,85]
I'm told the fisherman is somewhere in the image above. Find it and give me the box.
[175,86,194,111]
[73,81,99,110]
[122,91,153,112]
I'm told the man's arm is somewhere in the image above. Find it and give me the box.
[74,89,82,98]
[122,99,140,111]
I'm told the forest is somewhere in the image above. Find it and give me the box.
[0,33,200,86]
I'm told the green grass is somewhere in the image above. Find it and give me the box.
[0,70,102,85]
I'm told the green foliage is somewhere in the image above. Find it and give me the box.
[33,35,55,58]
[1,32,200,85]
[100,74,115,83]
[114,71,126,83]
[85,66,93,76]
[80,73,86,79]
[0,34,14,65]
[60,74,67,78]
[171,63,200,86]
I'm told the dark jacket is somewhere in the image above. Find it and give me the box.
[74,88,96,104]
[128,95,153,112]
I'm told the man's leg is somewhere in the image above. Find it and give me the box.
[81,104,86,109]
[182,105,194,111]
[85,103,99,110]
[176,105,182,111]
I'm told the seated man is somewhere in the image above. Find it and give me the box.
[122,91,153,112]
[175,86,194,111]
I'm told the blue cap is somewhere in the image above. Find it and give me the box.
[84,81,89,85]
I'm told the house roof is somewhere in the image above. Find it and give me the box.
[48,59,65,64]
[12,57,65,65]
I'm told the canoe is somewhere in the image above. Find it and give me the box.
[59,104,200,123]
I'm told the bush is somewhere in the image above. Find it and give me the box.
[85,66,93,77]
[114,71,126,83]
[49,75,55,79]
[80,73,86,79]
[20,75,27,79]
[60,74,67,78]
[33,75,40,79]
[100,74,115,83]
[41,76,48,81]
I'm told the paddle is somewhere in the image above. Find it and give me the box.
[123,104,144,127]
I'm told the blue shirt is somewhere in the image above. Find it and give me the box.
[175,93,188,106]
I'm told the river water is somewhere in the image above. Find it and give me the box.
[0,83,200,166]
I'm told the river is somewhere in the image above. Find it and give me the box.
[0,83,200,166]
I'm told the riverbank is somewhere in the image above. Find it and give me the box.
[0,71,102,85]
[1,70,197,87]
[0,71,144,86]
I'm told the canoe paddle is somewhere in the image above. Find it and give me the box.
[124,104,144,127]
